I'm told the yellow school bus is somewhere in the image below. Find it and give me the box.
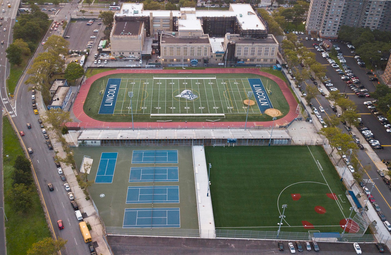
[79,222,92,243]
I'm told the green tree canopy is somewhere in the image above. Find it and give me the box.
[7,183,33,213]
[13,39,31,56]
[64,62,85,84]
[14,156,31,173]
[99,11,115,27]
[6,44,22,66]
[27,237,67,255]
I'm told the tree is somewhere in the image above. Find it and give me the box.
[99,11,114,27]
[7,183,33,213]
[319,127,341,155]
[27,237,67,255]
[327,91,343,103]
[324,114,341,127]
[336,97,357,112]
[305,85,319,102]
[371,83,391,100]
[12,169,33,186]
[341,109,360,127]
[13,39,31,56]
[14,156,31,173]
[310,62,326,79]
[64,62,84,84]
[6,44,22,66]
[43,35,69,56]
[165,2,177,10]
[44,108,72,135]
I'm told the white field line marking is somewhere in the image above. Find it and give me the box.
[277,181,327,227]
[307,146,346,219]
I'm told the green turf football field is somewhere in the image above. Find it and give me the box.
[205,146,352,233]
[84,73,289,122]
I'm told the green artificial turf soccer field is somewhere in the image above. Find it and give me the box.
[205,146,352,233]
[83,73,289,122]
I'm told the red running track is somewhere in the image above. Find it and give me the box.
[69,68,298,129]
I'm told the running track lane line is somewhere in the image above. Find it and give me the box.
[68,68,298,129]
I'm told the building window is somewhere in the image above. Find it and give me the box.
[257,47,263,55]
[176,47,181,56]
[163,47,167,56]
[250,47,255,56]
[184,47,188,56]
[190,47,194,56]
[197,47,202,56]
[204,47,208,56]
[169,47,174,56]
[243,47,249,56]
[237,47,242,56]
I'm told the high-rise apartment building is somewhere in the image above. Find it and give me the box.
[305,0,391,39]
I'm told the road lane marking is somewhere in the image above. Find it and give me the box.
[356,154,391,210]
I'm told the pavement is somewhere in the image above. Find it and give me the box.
[35,95,111,255]
[0,107,6,255]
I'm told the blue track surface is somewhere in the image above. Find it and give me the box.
[129,167,179,182]
[126,186,179,204]
[248,78,273,113]
[99,78,121,114]
[123,208,180,228]
[132,150,178,164]
[95,152,118,183]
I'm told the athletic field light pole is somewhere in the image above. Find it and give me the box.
[276,204,287,238]
[268,117,277,146]
[341,207,354,237]
[128,91,134,131]
[207,163,212,197]
[244,91,253,130]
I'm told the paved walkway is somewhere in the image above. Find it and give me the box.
[68,68,298,129]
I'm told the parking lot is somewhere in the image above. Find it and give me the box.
[65,20,103,52]
[299,37,391,161]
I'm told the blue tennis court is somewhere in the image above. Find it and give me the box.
[132,150,178,164]
[123,208,180,228]
[129,167,179,182]
[95,152,118,183]
[126,186,179,204]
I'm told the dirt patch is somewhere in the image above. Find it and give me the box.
[314,206,326,214]
[291,193,301,201]
[264,108,282,117]
[302,221,314,229]
[326,193,338,200]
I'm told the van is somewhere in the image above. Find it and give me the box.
[90,36,96,39]
[75,210,83,221]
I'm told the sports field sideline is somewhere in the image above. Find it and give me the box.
[84,72,290,123]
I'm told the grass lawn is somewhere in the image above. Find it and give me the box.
[6,65,25,96]
[83,72,290,122]
[3,117,51,255]
[205,146,352,233]
[85,68,117,78]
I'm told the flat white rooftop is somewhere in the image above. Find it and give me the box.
[77,129,291,141]
[209,37,225,53]
[117,3,265,31]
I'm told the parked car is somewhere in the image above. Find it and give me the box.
[353,242,362,254]
[64,183,71,192]
[375,243,385,253]
[47,183,54,191]
[288,242,296,254]
[312,241,320,251]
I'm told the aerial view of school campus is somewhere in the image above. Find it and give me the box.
[2,0,391,254]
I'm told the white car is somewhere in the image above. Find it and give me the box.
[330,87,339,92]
[331,63,339,68]
[64,183,71,192]
[305,242,311,251]
[57,167,63,175]
[363,101,372,105]
[41,128,47,134]
[363,187,370,196]
[68,192,74,201]
[353,242,362,254]
[348,165,355,173]
[312,107,319,115]
[288,242,296,254]
[319,106,325,112]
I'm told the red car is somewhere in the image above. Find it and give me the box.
[19,131,25,136]
[346,80,353,84]
[368,195,375,203]
[57,220,64,230]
